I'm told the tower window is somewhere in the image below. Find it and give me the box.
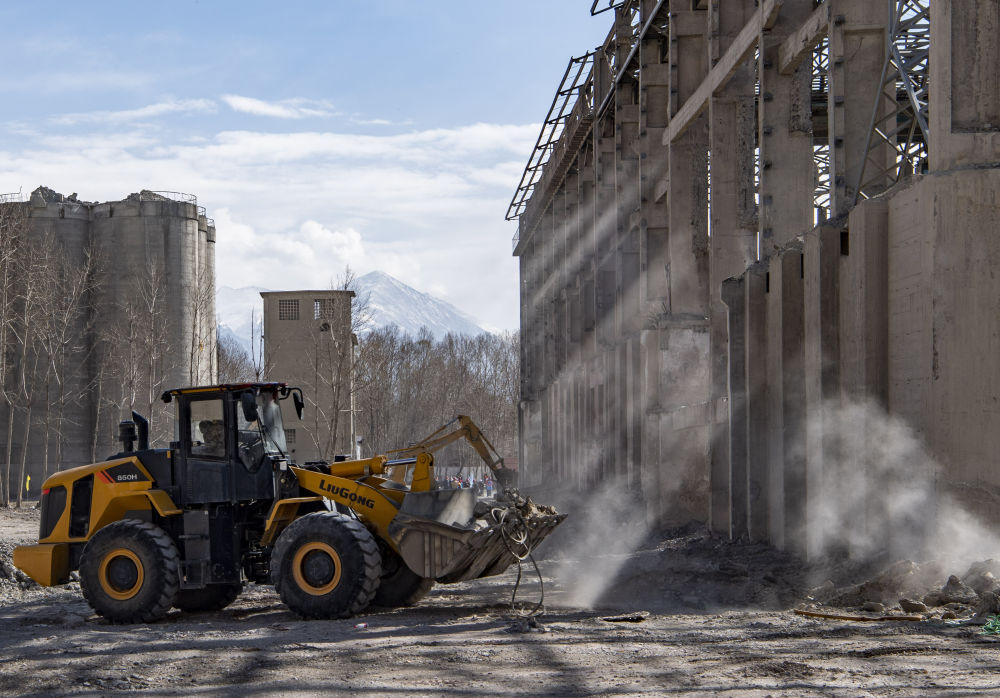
[278,299,299,320]
[314,298,336,320]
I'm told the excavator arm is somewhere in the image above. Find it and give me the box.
[387,415,516,486]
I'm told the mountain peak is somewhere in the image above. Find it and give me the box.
[217,271,487,355]
[353,272,485,339]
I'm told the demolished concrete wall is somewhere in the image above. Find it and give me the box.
[511,0,1000,554]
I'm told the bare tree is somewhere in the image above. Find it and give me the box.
[98,267,176,449]
[217,331,256,383]
[0,201,25,506]
[353,326,519,477]
[34,235,103,480]
[10,234,53,507]
[188,273,216,385]
[299,267,370,461]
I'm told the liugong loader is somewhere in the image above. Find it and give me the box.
[12,382,564,623]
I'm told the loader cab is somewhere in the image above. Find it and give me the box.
[161,383,302,506]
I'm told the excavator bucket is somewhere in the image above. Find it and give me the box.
[387,489,566,583]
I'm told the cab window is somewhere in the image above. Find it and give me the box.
[188,398,225,459]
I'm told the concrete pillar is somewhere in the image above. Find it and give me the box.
[766,245,805,551]
[827,0,889,215]
[638,1,670,316]
[900,171,1000,525]
[722,276,747,539]
[840,199,888,407]
[579,142,598,361]
[667,6,709,316]
[802,224,840,558]
[744,263,769,542]
[758,0,814,254]
[595,113,617,347]
[708,0,757,536]
[930,0,1000,170]
[616,90,641,336]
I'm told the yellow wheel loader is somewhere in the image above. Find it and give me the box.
[12,383,564,623]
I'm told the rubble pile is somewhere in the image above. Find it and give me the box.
[0,540,39,603]
[806,558,1000,621]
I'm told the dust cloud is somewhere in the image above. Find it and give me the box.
[548,476,652,608]
[808,398,1000,570]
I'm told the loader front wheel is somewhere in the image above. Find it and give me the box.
[271,512,381,619]
[79,519,180,624]
[372,547,434,607]
[174,583,242,613]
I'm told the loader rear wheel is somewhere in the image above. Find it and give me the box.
[174,583,242,613]
[271,512,381,619]
[372,547,434,607]
[79,519,179,624]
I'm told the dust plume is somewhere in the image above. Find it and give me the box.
[808,398,1000,569]
[548,476,652,609]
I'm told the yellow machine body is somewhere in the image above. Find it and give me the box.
[13,456,181,587]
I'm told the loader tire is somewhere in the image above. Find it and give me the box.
[174,583,242,613]
[79,519,180,624]
[372,547,434,607]
[271,512,381,619]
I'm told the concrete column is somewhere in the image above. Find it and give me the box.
[518,254,532,399]
[744,263,768,542]
[802,224,840,558]
[580,142,598,360]
[840,199,888,407]
[708,0,757,536]
[930,0,1000,171]
[616,90,641,336]
[638,1,670,316]
[640,327,661,522]
[548,207,560,386]
[766,246,805,551]
[667,7,709,316]
[759,1,814,254]
[595,112,618,347]
[827,0,889,216]
[722,276,747,539]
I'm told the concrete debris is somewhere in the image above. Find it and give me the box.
[506,617,550,633]
[974,591,1000,619]
[939,575,979,606]
[806,558,1000,620]
[899,598,929,614]
[601,611,649,623]
[961,560,1000,595]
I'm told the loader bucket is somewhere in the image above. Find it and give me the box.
[387,489,566,584]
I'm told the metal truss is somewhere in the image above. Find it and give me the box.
[854,0,930,202]
[590,1,624,16]
[506,52,595,226]
[812,39,832,222]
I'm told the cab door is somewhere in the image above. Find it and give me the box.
[180,395,233,504]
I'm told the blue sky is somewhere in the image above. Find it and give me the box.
[0,2,612,332]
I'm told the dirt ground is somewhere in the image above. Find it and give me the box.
[3,505,1000,697]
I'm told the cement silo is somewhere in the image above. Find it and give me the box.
[0,186,217,501]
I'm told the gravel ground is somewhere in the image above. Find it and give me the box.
[3,505,1000,696]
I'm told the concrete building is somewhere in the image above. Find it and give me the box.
[261,289,356,464]
[0,186,216,496]
[509,1,999,554]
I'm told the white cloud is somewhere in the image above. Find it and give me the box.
[221,95,335,119]
[0,69,154,94]
[51,99,217,125]
[0,119,527,330]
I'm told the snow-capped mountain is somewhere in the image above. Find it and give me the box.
[352,271,485,339]
[216,272,487,355]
